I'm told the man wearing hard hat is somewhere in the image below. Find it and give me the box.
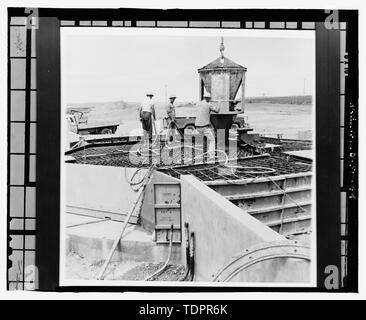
[139,92,156,144]
[165,94,177,142]
[195,93,220,163]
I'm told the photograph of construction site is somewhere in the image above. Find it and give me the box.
[60,28,316,286]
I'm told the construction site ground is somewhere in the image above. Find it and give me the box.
[66,253,185,281]
[65,214,184,281]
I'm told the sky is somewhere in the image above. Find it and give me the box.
[62,29,315,104]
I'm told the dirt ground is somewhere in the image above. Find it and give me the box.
[119,263,186,281]
[66,253,186,281]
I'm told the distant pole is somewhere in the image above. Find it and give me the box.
[165,85,167,104]
[303,78,306,95]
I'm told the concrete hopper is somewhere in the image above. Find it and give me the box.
[197,38,247,148]
[198,38,247,114]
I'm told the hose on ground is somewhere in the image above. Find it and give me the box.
[144,225,174,281]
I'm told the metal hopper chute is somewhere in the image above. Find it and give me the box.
[198,37,247,114]
[197,38,248,148]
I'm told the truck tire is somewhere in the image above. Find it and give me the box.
[100,128,113,135]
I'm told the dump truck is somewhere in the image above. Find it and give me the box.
[66,110,120,135]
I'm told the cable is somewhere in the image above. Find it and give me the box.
[124,166,152,191]
[266,175,308,213]
[144,225,174,281]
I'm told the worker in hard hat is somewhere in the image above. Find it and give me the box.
[195,93,220,163]
[139,92,156,144]
[165,94,177,143]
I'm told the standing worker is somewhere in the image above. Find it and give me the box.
[195,93,220,163]
[139,92,156,145]
[165,94,177,143]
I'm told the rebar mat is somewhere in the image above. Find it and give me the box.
[67,141,312,181]
[159,155,312,181]
[67,141,251,168]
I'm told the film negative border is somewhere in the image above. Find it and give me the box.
[8,12,37,291]
[341,17,358,290]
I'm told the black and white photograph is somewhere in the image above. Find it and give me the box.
[60,28,316,286]
[3,2,361,301]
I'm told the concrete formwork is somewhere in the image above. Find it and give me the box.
[206,173,312,238]
[65,165,183,271]
[66,220,182,265]
[64,160,312,282]
[180,175,311,283]
[212,240,311,283]
[180,175,287,281]
[139,171,180,232]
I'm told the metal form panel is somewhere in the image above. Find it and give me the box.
[211,73,230,112]
[154,183,182,244]
[210,173,312,239]
[213,240,310,282]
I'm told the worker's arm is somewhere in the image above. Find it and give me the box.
[209,102,220,113]
[233,100,242,112]
[166,105,175,121]
[166,105,172,117]
[151,104,156,120]
[138,106,143,121]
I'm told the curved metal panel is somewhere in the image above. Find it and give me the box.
[213,240,310,282]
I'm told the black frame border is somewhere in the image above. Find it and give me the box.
[6,7,357,292]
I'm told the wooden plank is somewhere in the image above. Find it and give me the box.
[155,208,181,226]
[66,205,139,224]
[247,201,312,215]
[156,229,181,244]
[155,225,181,230]
[154,184,181,204]
[154,183,182,244]
[154,204,181,209]
[266,216,311,228]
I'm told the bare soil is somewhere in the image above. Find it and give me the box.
[118,262,186,281]
[66,253,186,281]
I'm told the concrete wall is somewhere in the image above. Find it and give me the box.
[180,175,285,282]
[66,164,179,229]
[66,164,146,219]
